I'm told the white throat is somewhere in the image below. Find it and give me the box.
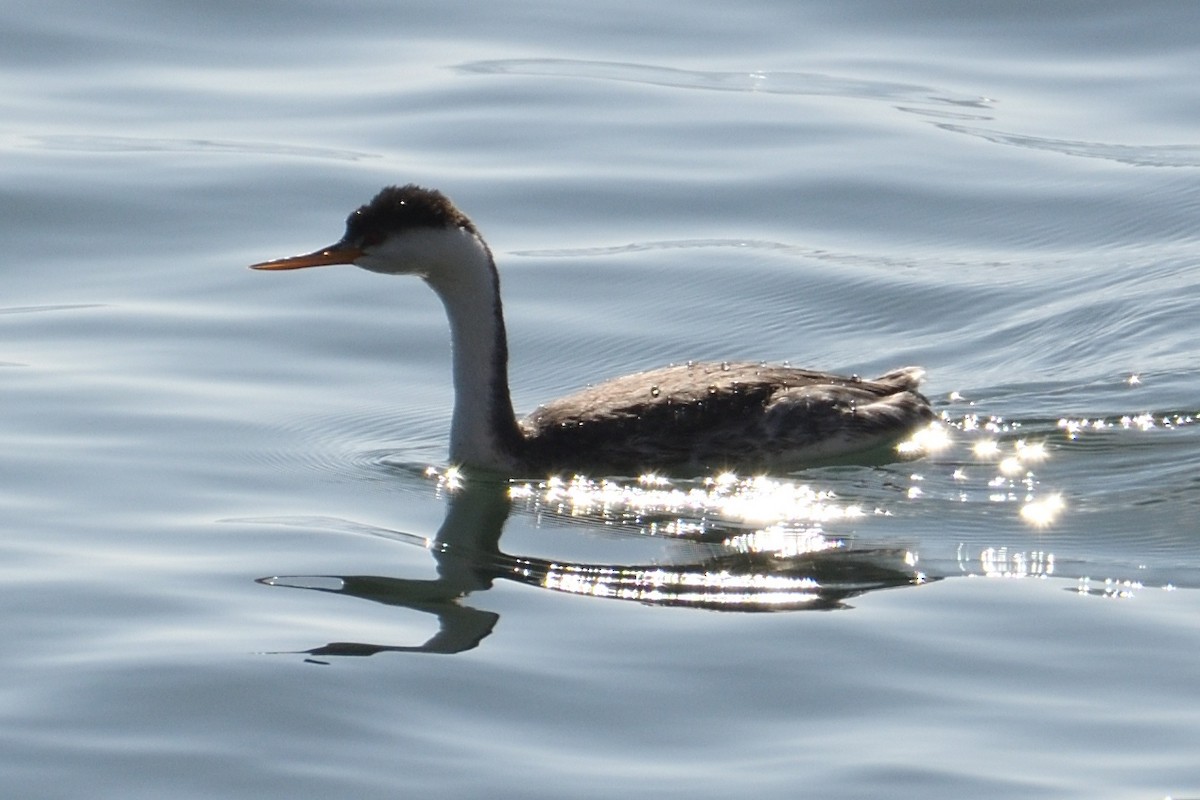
[370,227,522,471]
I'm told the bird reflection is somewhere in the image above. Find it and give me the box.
[258,475,929,658]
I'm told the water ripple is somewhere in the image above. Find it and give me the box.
[457,58,992,108]
[937,124,1200,168]
[457,58,1200,172]
[513,237,958,277]
[25,135,379,162]
[244,400,446,487]
[0,303,105,315]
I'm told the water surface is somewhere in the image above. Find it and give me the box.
[2,1,1199,798]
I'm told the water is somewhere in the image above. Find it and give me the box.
[3,1,1199,797]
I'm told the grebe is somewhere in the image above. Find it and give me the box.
[251,185,933,475]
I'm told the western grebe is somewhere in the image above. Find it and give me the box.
[251,184,933,475]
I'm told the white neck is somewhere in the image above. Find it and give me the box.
[405,228,524,471]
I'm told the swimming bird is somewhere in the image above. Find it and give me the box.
[251,185,933,475]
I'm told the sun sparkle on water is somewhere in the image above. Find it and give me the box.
[972,439,1001,459]
[896,422,953,456]
[508,472,864,531]
[1058,411,1198,439]
[1020,493,1065,528]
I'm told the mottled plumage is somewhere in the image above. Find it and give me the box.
[252,185,934,476]
[521,362,930,473]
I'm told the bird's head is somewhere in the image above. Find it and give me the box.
[250,184,483,279]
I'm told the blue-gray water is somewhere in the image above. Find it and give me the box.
[3,2,1199,798]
